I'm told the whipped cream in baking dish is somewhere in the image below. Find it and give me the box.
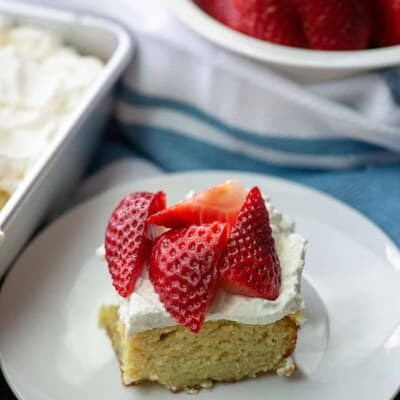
[98,195,306,337]
[0,14,104,202]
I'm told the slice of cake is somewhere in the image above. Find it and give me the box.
[98,180,306,392]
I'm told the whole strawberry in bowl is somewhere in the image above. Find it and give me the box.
[197,0,372,51]
[372,0,400,46]
[168,0,400,80]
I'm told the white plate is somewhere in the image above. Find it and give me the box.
[1,171,400,400]
[168,0,400,80]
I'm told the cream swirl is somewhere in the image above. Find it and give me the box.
[0,15,103,202]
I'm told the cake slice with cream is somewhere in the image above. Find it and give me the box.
[98,180,306,392]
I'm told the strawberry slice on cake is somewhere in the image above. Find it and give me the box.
[149,222,228,333]
[105,191,166,297]
[219,186,281,300]
[147,180,246,229]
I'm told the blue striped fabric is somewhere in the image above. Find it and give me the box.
[119,87,385,156]
[116,85,400,171]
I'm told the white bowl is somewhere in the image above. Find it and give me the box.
[0,0,132,274]
[168,0,400,81]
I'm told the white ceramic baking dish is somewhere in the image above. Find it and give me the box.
[0,1,132,275]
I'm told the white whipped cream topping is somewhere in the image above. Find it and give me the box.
[0,15,103,201]
[98,193,306,337]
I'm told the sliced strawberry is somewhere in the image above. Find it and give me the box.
[290,0,372,50]
[198,0,307,47]
[197,0,241,26]
[219,186,281,300]
[372,0,400,46]
[105,191,166,298]
[199,0,373,50]
[232,0,307,47]
[149,222,228,333]
[148,180,247,229]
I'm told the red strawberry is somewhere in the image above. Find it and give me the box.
[197,0,241,26]
[105,191,166,298]
[148,180,247,230]
[372,0,400,46]
[149,222,228,333]
[197,0,307,47]
[219,186,281,300]
[290,0,372,50]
